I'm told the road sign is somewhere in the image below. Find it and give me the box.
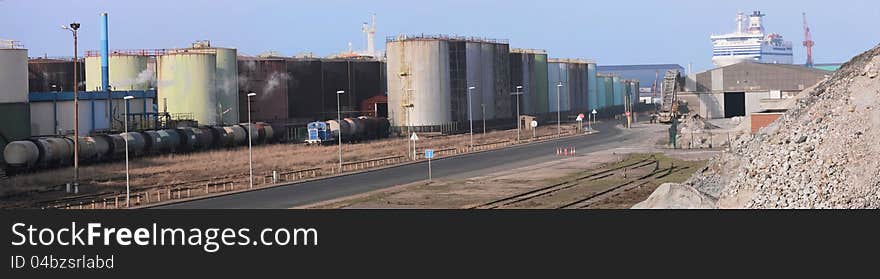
[530,120,538,128]
[591,109,597,115]
[425,149,434,159]
[577,113,585,121]
[626,111,631,117]
[410,132,419,141]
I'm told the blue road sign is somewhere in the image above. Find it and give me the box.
[425,149,434,159]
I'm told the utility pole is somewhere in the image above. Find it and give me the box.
[336,90,345,173]
[247,92,256,189]
[556,82,563,136]
[62,22,81,190]
[123,95,133,207]
[468,86,476,150]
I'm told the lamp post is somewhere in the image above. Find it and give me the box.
[247,92,256,189]
[511,85,523,141]
[62,22,80,190]
[336,90,345,173]
[481,103,486,134]
[556,82,563,137]
[467,86,476,150]
[123,95,134,207]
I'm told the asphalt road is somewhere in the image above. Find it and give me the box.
[157,121,631,209]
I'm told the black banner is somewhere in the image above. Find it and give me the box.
[1,210,878,277]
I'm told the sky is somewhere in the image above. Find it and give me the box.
[1,0,878,72]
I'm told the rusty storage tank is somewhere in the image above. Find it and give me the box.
[253,122,275,143]
[285,58,323,120]
[3,140,40,167]
[120,132,146,156]
[238,58,288,123]
[27,58,84,92]
[386,36,451,127]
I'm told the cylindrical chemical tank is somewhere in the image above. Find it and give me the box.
[142,131,167,153]
[161,129,181,152]
[92,135,111,161]
[214,48,239,125]
[194,127,215,149]
[85,54,150,91]
[35,137,73,167]
[158,52,218,125]
[3,141,39,167]
[344,118,365,140]
[532,53,549,115]
[106,134,126,158]
[465,42,483,121]
[120,132,146,156]
[327,119,352,141]
[210,126,232,147]
[479,43,497,120]
[612,76,624,106]
[386,39,451,126]
[176,128,198,151]
[0,45,28,103]
[225,125,247,146]
[587,63,598,111]
[548,61,566,113]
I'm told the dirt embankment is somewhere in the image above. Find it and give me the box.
[637,44,880,209]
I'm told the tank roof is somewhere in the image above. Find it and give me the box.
[548,58,595,64]
[510,48,547,54]
[386,34,509,44]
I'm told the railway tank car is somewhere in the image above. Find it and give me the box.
[307,117,390,144]
[2,122,278,173]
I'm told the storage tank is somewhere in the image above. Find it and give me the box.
[587,63,598,111]
[596,76,607,109]
[158,52,218,125]
[210,126,232,147]
[547,60,567,113]
[237,58,287,123]
[176,128,197,151]
[28,58,84,92]
[604,76,614,108]
[386,38,451,127]
[465,42,483,120]
[493,43,511,119]
[214,48,239,125]
[570,62,589,113]
[0,41,28,103]
[532,52,549,115]
[3,141,39,167]
[85,54,150,91]
[142,131,165,153]
[92,135,111,161]
[479,43,497,120]
[612,76,624,106]
[161,129,181,152]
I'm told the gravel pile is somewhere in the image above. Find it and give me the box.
[640,44,880,209]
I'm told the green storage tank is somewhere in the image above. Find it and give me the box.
[532,53,549,115]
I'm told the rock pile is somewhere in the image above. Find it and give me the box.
[638,44,880,209]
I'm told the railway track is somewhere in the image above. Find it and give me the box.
[469,158,657,209]
[557,166,691,209]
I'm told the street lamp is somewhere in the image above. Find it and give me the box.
[556,82,563,137]
[467,86,476,150]
[481,103,486,134]
[511,85,523,141]
[247,92,256,189]
[336,90,345,173]
[123,95,134,207]
[62,22,81,190]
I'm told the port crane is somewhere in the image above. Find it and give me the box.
[802,12,815,67]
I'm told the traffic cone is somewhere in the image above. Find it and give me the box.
[564,148,569,156]
[572,146,576,155]
[556,148,561,155]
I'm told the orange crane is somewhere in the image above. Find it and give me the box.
[803,12,815,67]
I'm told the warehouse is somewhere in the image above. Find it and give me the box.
[679,61,829,119]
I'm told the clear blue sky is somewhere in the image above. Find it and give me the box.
[1,0,878,71]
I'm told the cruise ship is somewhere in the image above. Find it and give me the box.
[711,11,793,67]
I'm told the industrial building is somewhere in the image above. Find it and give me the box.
[386,35,511,132]
[1,40,30,164]
[679,61,829,119]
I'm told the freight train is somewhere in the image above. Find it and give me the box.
[2,123,275,172]
[307,116,390,144]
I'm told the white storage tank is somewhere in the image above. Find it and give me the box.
[386,38,451,127]
[158,52,218,125]
[213,47,239,125]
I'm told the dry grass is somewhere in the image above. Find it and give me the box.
[1,124,580,206]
